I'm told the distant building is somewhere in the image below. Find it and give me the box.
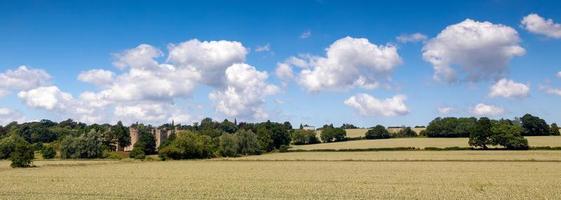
[302,125,315,131]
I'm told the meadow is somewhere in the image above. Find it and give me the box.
[1,150,561,199]
[291,136,561,150]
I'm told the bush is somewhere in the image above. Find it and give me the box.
[103,150,125,160]
[129,146,146,159]
[320,128,346,142]
[10,137,34,168]
[550,123,560,136]
[365,125,390,139]
[41,145,56,159]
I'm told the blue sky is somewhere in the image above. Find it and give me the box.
[1,0,561,127]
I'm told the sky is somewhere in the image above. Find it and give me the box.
[1,0,561,127]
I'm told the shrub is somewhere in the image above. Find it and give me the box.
[550,123,560,136]
[129,146,146,159]
[365,125,390,139]
[41,145,56,159]
[104,150,125,160]
[10,137,34,168]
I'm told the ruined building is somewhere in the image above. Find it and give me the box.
[123,124,177,152]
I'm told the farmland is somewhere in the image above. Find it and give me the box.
[2,150,561,199]
[291,136,561,150]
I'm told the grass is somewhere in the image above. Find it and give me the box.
[291,136,561,150]
[1,151,561,199]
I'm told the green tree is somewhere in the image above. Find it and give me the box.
[490,121,528,150]
[365,125,390,139]
[521,114,550,136]
[236,129,261,155]
[550,123,560,136]
[10,136,34,168]
[395,127,416,137]
[469,117,492,149]
[60,129,106,159]
[218,133,239,157]
[0,135,17,159]
[112,121,130,150]
[129,144,146,159]
[41,145,56,159]
[321,127,346,142]
[159,130,214,160]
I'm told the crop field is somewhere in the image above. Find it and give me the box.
[291,136,561,150]
[1,150,561,199]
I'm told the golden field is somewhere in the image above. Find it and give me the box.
[291,136,561,150]
[1,150,561,199]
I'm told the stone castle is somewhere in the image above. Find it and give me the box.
[123,125,177,152]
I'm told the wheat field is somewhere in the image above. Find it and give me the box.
[292,136,561,150]
[2,150,561,199]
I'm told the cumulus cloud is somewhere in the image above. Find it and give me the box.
[17,86,73,110]
[0,66,51,96]
[344,93,408,117]
[396,33,428,43]
[209,63,278,120]
[0,107,25,125]
[280,37,401,92]
[437,106,454,115]
[471,103,505,116]
[488,78,530,98]
[275,63,294,81]
[78,69,114,86]
[521,13,561,39]
[423,19,525,82]
[167,39,247,87]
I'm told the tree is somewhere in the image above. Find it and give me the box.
[220,119,238,134]
[10,136,34,168]
[135,125,156,155]
[112,121,130,150]
[469,117,492,149]
[395,127,416,137]
[490,121,528,150]
[0,135,17,159]
[340,123,358,129]
[158,130,214,160]
[425,117,476,137]
[550,123,560,136]
[321,127,346,142]
[256,126,274,151]
[236,129,261,155]
[129,144,146,159]
[218,133,239,157]
[365,125,390,139]
[41,145,56,159]
[291,129,320,145]
[61,129,106,159]
[521,114,550,136]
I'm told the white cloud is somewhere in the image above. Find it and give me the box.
[557,71,561,78]
[255,43,271,52]
[344,93,408,117]
[300,30,312,39]
[113,44,163,70]
[284,36,401,92]
[275,63,294,81]
[544,87,561,96]
[423,19,525,82]
[0,66,51,95]
[471,103,505,116]
[78,69,114,86]
[488,78,530,98]
[167,39,247,87]
[521,13,561,39]
[209,63,278,120]
[437,106,454,115]
[396,33,428,43]
[17,86,73,110]
[0,107,25,125]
